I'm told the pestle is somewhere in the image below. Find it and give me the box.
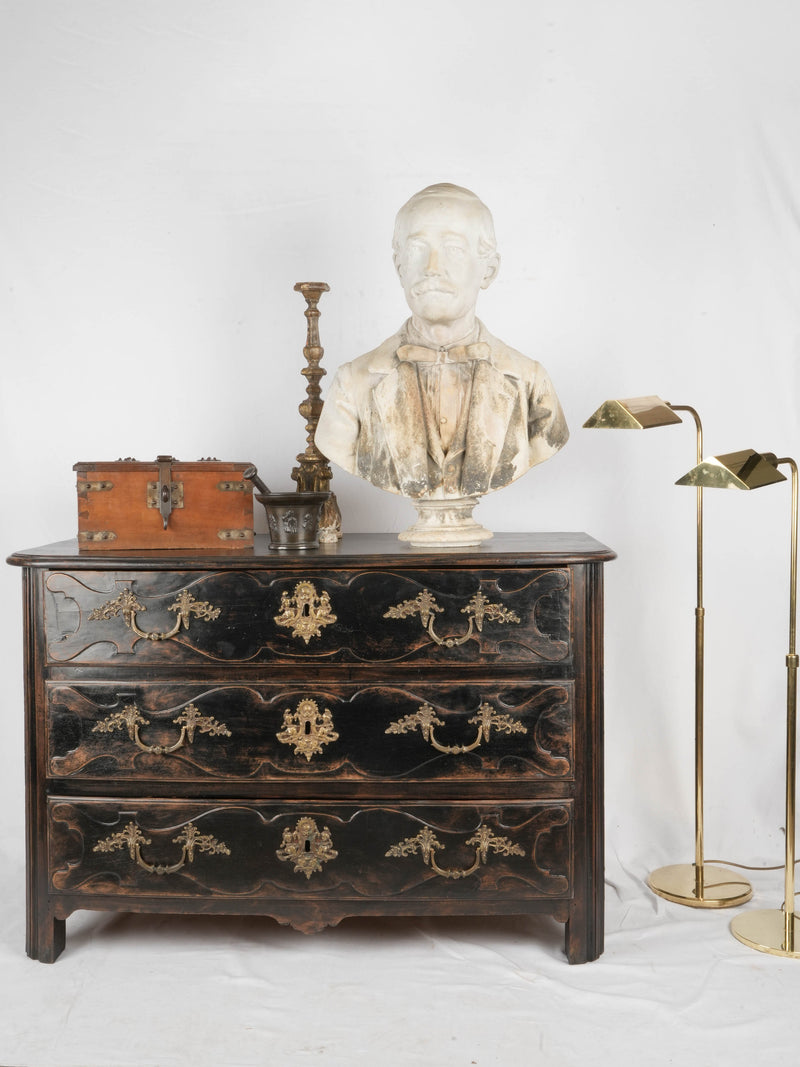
[243,465,271,496]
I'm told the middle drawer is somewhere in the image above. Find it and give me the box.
[47,680,574,783]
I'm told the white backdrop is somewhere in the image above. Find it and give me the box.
[1,2,799,1064]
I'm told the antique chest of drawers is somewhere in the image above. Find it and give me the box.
[7,531,614,964]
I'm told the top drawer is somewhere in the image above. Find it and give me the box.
[43,566,572,667]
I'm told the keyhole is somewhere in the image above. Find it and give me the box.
[304,720,312,735]
[304,838,311,852]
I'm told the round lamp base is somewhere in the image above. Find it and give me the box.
[731,909,800,957]
[648,863,753,909]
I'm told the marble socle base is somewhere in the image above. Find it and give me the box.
[398,497,493,547]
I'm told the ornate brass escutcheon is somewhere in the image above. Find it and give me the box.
[383,589,520,647]
[93,821,230,875]
[385,823,525,880]
[276,699,339,761]
[385,701,527,755]
[92,702,231,755]
[274,581,337,644]
[276,817,338,879]
[89,587,221,642]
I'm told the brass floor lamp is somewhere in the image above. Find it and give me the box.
[677,449,799,956]
[584,396,752,907]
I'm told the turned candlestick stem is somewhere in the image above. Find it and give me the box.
[291,282,331,492]
[291,282,342,539]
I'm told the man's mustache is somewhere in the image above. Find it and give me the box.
[411,279,457,296]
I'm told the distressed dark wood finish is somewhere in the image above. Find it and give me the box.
[8,532,614,964]
[47,680,574,784]
[49,800,572,900]
[42,566,571,666]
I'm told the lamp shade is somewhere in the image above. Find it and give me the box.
[676,449,787,491]
[582,395,683,430]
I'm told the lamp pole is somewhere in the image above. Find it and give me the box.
[667,405,706,899]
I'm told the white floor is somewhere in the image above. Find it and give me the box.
[0,846,797,1067]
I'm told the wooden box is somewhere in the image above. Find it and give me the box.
[74,456,255,551]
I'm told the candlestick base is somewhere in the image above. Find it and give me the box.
[648,862,752,908]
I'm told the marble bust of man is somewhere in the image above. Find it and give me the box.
[315,183,568,539]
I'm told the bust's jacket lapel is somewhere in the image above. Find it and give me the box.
[460,360,518,496]
[371,361,432,497]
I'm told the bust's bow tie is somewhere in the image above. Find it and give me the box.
[396,342,491,365]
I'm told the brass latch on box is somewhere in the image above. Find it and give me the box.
[146,456,184,529]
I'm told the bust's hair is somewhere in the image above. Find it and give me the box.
[392,183,498,258]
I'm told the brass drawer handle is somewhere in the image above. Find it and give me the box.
[274,581,337,644]
[276,817,338,879]
[89,588,221,642]
[92,702,231,755]
[383,589,520,647]
[276,699,339,760]
[385,824,525,880]
[93,821,230,876]
[385,701,527,755]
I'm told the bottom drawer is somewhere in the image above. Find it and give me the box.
[49,799,572,902]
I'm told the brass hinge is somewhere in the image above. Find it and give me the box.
[217,480,249,492]
[217,529,253,541]
[78,530,118,543]
[77,481,114,493]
